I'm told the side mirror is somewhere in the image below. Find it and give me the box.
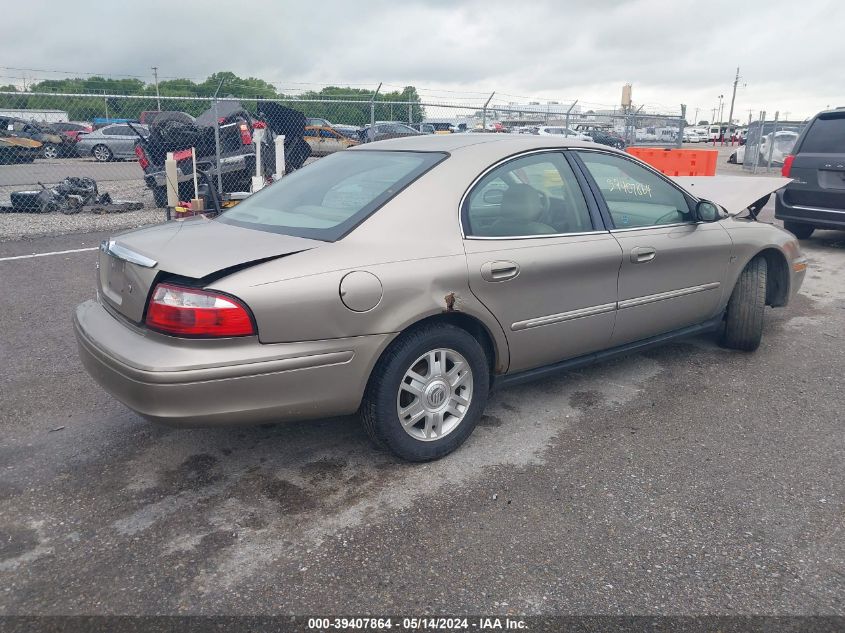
[696,200,720,222]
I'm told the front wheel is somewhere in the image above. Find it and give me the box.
[720,256,767,351]
[783,221,815,240]
[361,324,490,461]
[92,144,112,162]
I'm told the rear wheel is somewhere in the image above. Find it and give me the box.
[720,256,767,351]
[92,144,112,162]
[783,221,815,240]
[361,324,489,461]
[41,143,59,159]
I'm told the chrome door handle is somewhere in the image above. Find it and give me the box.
[481,260,520,282]
[630,247,656,263]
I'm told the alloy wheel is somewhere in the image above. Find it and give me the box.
[396,348,473,441]
[93,145,111,162]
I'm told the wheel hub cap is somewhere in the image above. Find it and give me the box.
[396,348,474,442]
[425,381,449,409]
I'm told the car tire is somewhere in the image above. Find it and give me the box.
[361,323,490,462]
[41,143,59,160]
[92,145,112,162]
[783,221,815,240]
[720,256,767,352]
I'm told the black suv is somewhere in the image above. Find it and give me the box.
[776,108,845,238]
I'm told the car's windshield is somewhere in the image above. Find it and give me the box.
[217,150,447,241]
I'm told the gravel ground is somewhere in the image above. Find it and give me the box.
[0,206,165,242]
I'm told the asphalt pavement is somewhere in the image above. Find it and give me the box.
[0,190,843,618]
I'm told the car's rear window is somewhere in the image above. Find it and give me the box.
[799,113,845,154]
[217,150,447,241]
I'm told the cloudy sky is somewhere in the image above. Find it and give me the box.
[1,0,840,122]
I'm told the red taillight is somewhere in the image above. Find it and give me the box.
[134,145,149,170]
[239,122,252,145]
[145,283,255,337]
[782,154,795,177]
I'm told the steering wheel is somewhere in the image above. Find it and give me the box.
[654,209,682,225]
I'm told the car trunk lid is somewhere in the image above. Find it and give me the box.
[98,216,321,323]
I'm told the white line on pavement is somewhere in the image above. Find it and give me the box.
[0,247,98,262]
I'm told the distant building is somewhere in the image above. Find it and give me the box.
[0,108,69,123]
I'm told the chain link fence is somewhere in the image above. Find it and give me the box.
[0,90,685,221]
[741,112,807,173]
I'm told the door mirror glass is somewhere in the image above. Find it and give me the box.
[696,200,720,222]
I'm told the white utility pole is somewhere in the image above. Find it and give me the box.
[726,67,740,142]
[152,66,161,110]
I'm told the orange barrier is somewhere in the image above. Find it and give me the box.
[626,147,718,176]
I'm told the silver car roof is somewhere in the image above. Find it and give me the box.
[352,133,612,156]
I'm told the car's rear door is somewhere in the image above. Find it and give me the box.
[462,150,622,373]
[574,149,733,346]
[785,111,845,212]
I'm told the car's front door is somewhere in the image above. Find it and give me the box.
[575,150,733,346]
[106,125,134,157]
[463,150,623,373]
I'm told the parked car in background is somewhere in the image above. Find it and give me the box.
[75,123,150,162]
[533,126,592,141]
[139,111,162,124]
[728,131,799,166]
[306,117,333,128]
[584,128,626,149]
[332,124,362,140]
[359,122,421,143]
[303,125,360,156]
[683,129,707,143]
[49,121,93,143]
[0,129,41,164]
[134,101,311,207]
[776,108,845,239]
[74,135,803,462]
[0,116,73,159]
[411,123,436,134]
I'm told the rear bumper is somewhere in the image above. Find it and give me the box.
[775,190,845,230]
[74,299,394,426]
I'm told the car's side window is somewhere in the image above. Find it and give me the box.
[464,152,593,237]
[577,151,693,228]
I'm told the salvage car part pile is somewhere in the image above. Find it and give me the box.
[7,177,141,214]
